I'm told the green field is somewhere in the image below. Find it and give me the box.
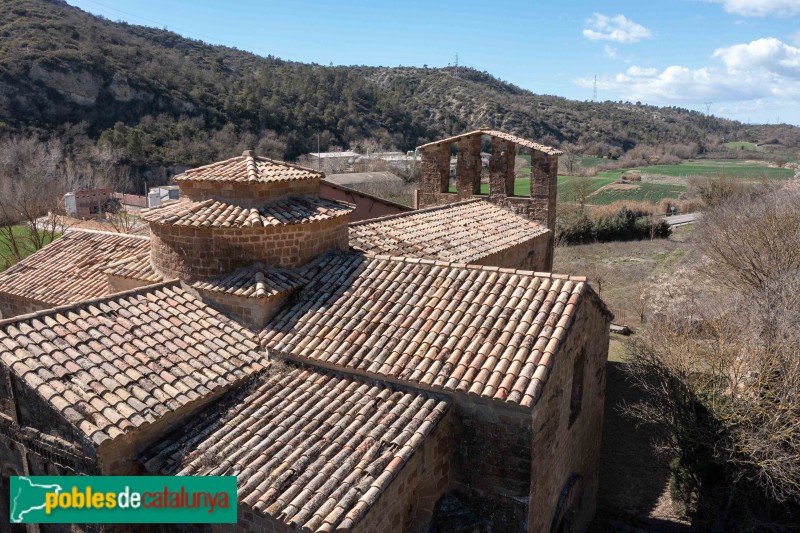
[569,159,792,204]
[588,182,687,204]
[595,159,793,181]
[448,157,793,205]
[723,141,759,151]
[0,225,60,269]
[576,155,608,168]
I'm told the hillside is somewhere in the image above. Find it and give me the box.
[2,0,799,182]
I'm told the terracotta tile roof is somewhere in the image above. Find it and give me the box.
[140,196,353,228]
[103,252,162,283]
[417,129,563,156]
[141,366,449,531]
[349,199,548,263]
[0,230,153,306]
[0,282,266,445]
[262,253,607,409]
[175,151,323,184]
[193,263,306,299]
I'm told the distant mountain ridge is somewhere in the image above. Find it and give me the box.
[1,0,798,170]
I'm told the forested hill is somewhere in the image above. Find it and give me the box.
[1,0,798,172]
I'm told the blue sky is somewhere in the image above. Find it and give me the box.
[67,0,800,124]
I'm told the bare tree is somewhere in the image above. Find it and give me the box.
[569,176,593,210]
[0,137,68,267]
[105,205,146,234]
[561,143,582,176]
[624,185,800,531]
[694,187,800,297]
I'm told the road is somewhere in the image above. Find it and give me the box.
[663,212,700,227]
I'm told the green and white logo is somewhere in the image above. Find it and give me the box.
[10,476,237,524]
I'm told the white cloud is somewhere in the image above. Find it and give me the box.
[582,13,652,44]
[712,37,800,77]
[706,0,800,17]
[575,38,800,110]
[626,66,658,76]
[604,45,620,59]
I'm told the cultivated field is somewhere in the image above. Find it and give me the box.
[449,154,794,205]
[546,157,792,205]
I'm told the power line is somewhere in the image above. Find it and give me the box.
[78,0,241,49]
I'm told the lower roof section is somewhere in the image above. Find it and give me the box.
[141,365,449,532]
[262,252,604,409]
[348,199,548,264]
[0,282,266,446]
[0,230,155,307]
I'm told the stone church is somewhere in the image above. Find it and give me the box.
[0,131,611,533]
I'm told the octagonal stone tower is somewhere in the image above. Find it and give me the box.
[141,151,354,281]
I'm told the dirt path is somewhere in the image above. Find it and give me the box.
[589,361,691,532]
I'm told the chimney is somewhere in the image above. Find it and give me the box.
[242,150,255,157]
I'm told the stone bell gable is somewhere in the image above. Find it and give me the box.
[417,130,562,270]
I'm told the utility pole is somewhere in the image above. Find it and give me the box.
[317,133,321,170]
[454,53,459,78]
[704,102,712,115]
[592,75,597,101]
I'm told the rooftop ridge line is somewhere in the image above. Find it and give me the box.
[348,198,485,227]
[63,227,150,240]
[0,279,180,327]
[103,251,151,269]
[365,253,589,282]
[175,152,325,181]
[417,129,563,155]
[270,347,529,413]
[322,179,412,211]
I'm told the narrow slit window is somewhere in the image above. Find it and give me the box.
[569,349,586,427]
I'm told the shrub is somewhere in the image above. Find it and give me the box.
[590,200,654,219]
[656,197,705,215]
[556,205,671,244]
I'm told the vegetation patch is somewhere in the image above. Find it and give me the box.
[0,225,60,270]
[589,182,688,205]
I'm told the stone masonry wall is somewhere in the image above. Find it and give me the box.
[1,370,99,531]
[107,275,155,294]
[180,178,320,208]
[149,215,349,280]
[195,290,292,330]
[0,292,52,320]
[319,181,409,223]
[455,135,481,196]
[529,154,558,233]
[528,298,610,533]
[8,374,94,458]
[489,138,516,197]
[352,406,453,533]
[474,231,550,272]
[451,398,533,532]
[99,385,240,476]
[420,143,450,196]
